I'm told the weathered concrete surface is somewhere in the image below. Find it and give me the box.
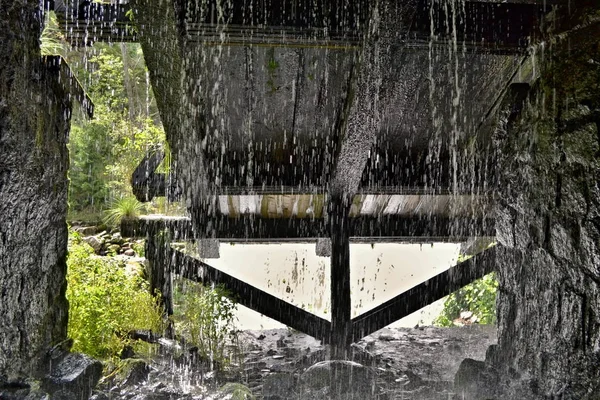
[0,0,70,380]
[467,7,600,399]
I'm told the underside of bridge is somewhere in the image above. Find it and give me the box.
[56,0,566,356]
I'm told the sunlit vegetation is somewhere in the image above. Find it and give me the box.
[172,280,240,368]
[66,233,164,361]
[434,272,498,327]
[67,42,166,216]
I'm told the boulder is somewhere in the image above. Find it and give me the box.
[41,353,103,400]
[216,382,255,399]
[107,244,121,254]
[75,226,101,236]
[121,360,150,388]
[83,236,102,254]
[262,373,295,399]
[300,360,375,399]
[453,358,500,400]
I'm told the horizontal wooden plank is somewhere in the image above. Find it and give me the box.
[122,214,495,240]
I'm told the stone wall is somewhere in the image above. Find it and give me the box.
[484,8,600,399]
[0,0,71,380]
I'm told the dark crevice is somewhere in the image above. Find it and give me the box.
[543,213,552,252]
[581,293,587,351]
[555,172,562,208]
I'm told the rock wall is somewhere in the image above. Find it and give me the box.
[0,0,71,380]
[487,9,600,400]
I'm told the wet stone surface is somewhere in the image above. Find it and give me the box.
[95,325,495,400]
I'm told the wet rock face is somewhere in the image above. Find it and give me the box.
[491,14,600,399]
[0,1,70,379]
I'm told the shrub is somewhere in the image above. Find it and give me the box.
[172,280,238,367]
[66,235,163,360]
[434,272,498,327]
[103,196,145,228]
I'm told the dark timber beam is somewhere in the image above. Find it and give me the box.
[169,247,332,342]
[121,215,495,240]
[329,196,352,358]
[131,149,167,202]
[351,246,497,340]
[43,56,94,118]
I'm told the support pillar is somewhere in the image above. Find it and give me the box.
[329,196,352,359]
[145,231,174,337]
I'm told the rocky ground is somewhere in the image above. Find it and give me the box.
[93,325,496,400]
[72,225,144,257]
[66,224,497,400]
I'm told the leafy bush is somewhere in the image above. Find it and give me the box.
[67,235,163,360]
[172,280,238,367]
[434,272,498,327]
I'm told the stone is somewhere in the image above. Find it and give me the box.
[378,334,395,341]
[124,249,136,257]
[453,358,499,399]
[300,360,375,398]
[75,226,101,236]
[107,244,121,254]
[41,353,102,400]
[0,380,33,400]
[487,23,600,398]
[262,373,295,399]
[217,382,255,399]
[83,236,103,253]
[121,360,150,387]
[276,336,286,348]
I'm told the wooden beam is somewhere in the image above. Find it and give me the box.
[131,149,167,202]
[169,248,332,342]
[43,56,94,118]
[121,214,495,240]
[329,196,352,357]
[350,246,497,340]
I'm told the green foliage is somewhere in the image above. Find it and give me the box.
[67,43,166,214]
[103,196,145,228]
[40,12,66,56]
[434,272,499,327]
[131,241,145,257]
[172,280,238,367]
[66,235,164,360]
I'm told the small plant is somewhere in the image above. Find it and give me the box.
[131,241,145,257]
[434,272,498,327]
[40,12,66,56]
[172,280,238,368]
[66,235,164,360]
[104,196,145,228]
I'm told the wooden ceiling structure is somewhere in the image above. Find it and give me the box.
[54,0,562,354]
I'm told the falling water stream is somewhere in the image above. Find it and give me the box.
[9,0,596,399]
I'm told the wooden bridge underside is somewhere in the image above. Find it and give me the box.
[56,0,566,351]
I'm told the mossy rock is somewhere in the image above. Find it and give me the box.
[218,382,255,400]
